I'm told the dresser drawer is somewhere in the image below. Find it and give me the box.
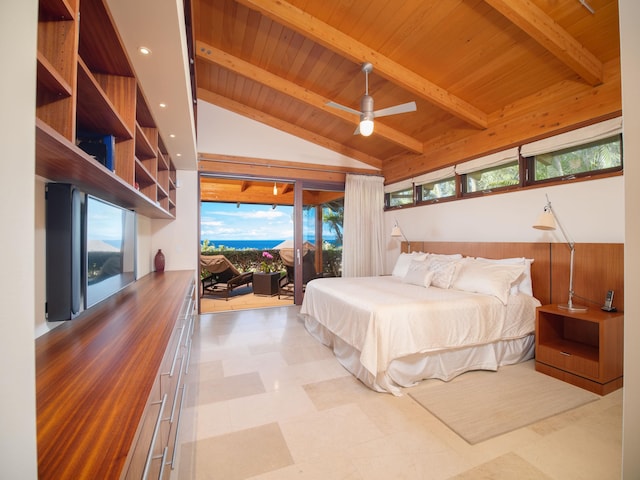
[537,343,599,379]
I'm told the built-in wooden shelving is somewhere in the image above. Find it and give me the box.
[36,0,176,219]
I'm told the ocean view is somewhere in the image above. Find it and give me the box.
[203,239,286,250]
[202,238,339,250]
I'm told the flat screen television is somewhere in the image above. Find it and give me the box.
[85,195,136,309]
[46,184,137,321]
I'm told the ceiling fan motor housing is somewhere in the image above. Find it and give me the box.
[360,94,374,115]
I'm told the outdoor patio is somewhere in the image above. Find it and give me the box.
[199,284,294,313]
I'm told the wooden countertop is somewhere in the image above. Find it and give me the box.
[36,270,195,479]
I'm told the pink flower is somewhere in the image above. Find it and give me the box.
[262,251,273,260]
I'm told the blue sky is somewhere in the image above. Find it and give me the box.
[201,202,339,240]
[87,197,123,241]
[201,202,294,240]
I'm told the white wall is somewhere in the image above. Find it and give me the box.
[384,176,624,272]
[619,0,640,476]
[151,169,199,272]
[197,101,378,171]
[0,0,39,476]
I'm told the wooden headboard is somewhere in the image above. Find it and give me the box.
[402,241,624,311]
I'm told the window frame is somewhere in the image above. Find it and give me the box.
[524,134,623,186]
[384,132,623,212]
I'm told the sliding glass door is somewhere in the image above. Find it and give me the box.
[292,182,344,304]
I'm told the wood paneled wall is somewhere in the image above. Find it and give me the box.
[551,243,624,312]
[402,241,623,311]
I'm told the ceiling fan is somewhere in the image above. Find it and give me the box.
[326,62,417,137]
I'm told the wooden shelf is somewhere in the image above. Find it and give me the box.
[35,0,177,220]
[134,122,156,160]
[77,0,132,77]
[36,51,72,97]
[39,0,75,21]
[37,120,173,219]
[76,58,134,139]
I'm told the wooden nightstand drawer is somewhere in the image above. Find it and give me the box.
[536,343,599,379]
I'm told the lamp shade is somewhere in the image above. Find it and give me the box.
[391,225,403,237]
[359,118,374,136]
[533,211,556,230]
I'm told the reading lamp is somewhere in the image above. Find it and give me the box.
[391,222,410,253]
[533,195,587,312]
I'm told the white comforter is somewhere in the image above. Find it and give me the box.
[300,276,538,381]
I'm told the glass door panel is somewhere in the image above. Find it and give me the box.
[294,184,344,305]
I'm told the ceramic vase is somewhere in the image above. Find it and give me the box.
[154,249,165,272]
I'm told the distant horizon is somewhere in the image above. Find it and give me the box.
[201,237,339,251]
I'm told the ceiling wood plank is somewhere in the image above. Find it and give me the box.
[383,58,621,184]
[484,0,603,85]
[196,40,423,153]
[197,87,383,169]
[235,0,488,129]
[200,177,345,205]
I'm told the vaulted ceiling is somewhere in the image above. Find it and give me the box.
[193,0,621,185]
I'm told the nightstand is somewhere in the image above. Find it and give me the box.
[535,304,623,395]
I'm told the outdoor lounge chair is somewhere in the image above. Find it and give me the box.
[276,248,321,299]
[200,255,253,300]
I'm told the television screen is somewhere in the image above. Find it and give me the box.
[85,195,136,308]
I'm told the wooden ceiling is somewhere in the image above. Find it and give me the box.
[200,177,344,205]
[193,0,621,185]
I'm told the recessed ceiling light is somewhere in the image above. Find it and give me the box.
[138,46,152,55]
[176,153,182,157]
[159,103,167,108]
[169,134,176,138]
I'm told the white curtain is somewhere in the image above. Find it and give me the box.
[521,117,623,157]
[342,174,385,277]
[455,148,519,174]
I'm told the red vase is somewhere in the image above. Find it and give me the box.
[154,249,165,272]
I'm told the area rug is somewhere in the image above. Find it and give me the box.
[408,361,599,444]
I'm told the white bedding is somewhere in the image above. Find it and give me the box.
[300,276,540,394]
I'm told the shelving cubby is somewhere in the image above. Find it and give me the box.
[36,0,78,141]
[35,0,176,220]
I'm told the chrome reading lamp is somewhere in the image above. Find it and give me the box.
[533,194,587,312]
[391,221,410,253]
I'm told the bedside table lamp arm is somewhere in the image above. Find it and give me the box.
[533,195,586,312]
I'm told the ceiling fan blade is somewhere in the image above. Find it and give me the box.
[373,101,417,118]
[326,101,361,116]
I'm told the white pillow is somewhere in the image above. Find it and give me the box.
[427,253,463,261]
[426,257,460,289]
[402,260,434,287]
[475,257,534,296]
[391,252,428,277]
[451,260,525,304]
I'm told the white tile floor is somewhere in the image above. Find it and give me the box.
[173,306,622,479]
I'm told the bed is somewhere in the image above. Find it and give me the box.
[300,242,549,395]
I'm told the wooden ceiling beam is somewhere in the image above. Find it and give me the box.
[199,152,364,184]
[196,41,423,153]
[484,0,603,85]
[382,58,620,184]
[197,87,383,170]
[235,0,488,130]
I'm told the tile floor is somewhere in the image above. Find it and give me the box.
[173,306,622,480]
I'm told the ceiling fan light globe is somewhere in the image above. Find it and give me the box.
[360,119,374,136]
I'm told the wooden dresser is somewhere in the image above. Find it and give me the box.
[36,270,196,479]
